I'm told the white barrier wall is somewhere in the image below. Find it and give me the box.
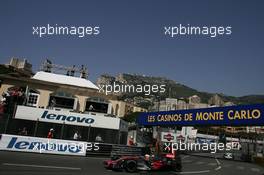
[0,134,87,156]
[14,105,120,130]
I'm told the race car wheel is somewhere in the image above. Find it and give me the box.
[124,160,137,173]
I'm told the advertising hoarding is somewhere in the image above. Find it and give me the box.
[14,106,120,130]
[0,134,87,156]
[137,104,264,126]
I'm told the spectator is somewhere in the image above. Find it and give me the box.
[70,65,75,76]
[128,136,134,146]
[89,104,94,111]
[73,131,81,140]
[44,59,52,72]
[95,134,103,142]
[66,70,70,76]
[20,127,28,136]
[50,98,56,109]
[47,128,54,138]
[1,94,7,103]
[4,91,11,106]
[73,131,78,140]
[2,91,10,98]
[10,88,18,97]
[80,65,87,79]
[143,144,152,155]
[0,103,4,115]
[17,88,25,105]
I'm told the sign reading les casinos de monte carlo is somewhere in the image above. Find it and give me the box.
[137,104,264,126]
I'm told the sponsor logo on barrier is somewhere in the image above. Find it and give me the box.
[163,134,174,142]
[41,111,95,124]
[7,137,84,153]
[161,132,177,142]
[0,134,101,156]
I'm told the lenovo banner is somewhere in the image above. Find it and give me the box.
[14,106,120,130]
[0,134,87,156]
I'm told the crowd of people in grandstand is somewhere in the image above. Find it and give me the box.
[0,87,25,115]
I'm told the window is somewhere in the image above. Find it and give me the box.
[85,97,109,113]
[27,93,39,107]
[115,104,119,116]
[85,101,108,113]
[49,91,77,110]
[26,89,40,107]
[49,96,76,109]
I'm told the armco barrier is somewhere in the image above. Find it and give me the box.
[86,143,143,157]
[111,145,142,157]
[86,143,113,156]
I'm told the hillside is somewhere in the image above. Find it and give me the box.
[97,73,264,107]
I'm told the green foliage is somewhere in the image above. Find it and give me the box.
[123,112,141,123]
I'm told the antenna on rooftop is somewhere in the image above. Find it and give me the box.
[40,59,89,79]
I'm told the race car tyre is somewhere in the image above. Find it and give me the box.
[124,160,137,173]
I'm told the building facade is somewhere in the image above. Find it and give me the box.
[0,60,130,144]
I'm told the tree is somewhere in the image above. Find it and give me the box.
[123,112,141,123]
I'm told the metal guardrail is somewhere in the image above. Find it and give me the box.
[86,143,113,156]
[86,143,143,157]
[111,145,142,157]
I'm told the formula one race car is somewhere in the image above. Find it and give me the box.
[103,153,182,173]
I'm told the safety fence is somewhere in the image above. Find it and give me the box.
[86,143,143,157]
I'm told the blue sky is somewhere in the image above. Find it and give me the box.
[0,0,263,96]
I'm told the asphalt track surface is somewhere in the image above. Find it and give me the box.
[0,151,263,175]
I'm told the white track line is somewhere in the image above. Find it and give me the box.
[179,155,221,174]
[179,170,210,174]
[215,158,221,165]
[182,155,190,160]
[214,158,222,171]
[251,168,260,172]
[215,166,221,171]
[87,157,106,160]
[2,163,81,170]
